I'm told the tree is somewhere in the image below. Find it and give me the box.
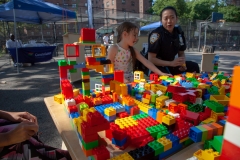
[218,5,240,22]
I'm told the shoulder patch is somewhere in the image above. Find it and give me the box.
[150,33,160,44]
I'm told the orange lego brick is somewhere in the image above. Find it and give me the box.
[229,66,240,108]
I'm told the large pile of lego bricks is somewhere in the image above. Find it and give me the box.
[54,71,233,160]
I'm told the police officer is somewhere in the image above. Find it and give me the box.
[148,6,199,75]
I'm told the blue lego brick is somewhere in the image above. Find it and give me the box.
[77,132,83,142]
[104,115,116,122]
[102,74,114,79]
[200,73,209,78]
[74,62,86,69]
[218,120,226,126]
[111,102,125,113]
[148,108,158,120]
[125,105,133,114]
[70,112,80,119]
[206,82,213,85]
[140,110,145,115]
[95,105,108,115]
[158,143,183,160]
[161,80,170,86]
[127,84,132,95]
[166,133,180,147]
[224,106,228,112]
[203,94,210,100]
[112,137,127,147]
[181,82,193,89]
[189,127,202,143]
[135,94,142,101]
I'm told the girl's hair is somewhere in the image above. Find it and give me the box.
[116,22,138,71]
[160,6,178,20]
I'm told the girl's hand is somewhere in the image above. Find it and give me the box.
[6,112,38,125]
[7,122,39,145]
[161,72,172,76]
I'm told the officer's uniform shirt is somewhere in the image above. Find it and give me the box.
[148,26,186,62]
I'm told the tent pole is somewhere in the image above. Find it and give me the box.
[13,8,19,73]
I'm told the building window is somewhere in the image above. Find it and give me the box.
[122,0,125,4]
[112,0,114,5]
[102,4,104,8]
[72,4,76,8]
[131,1,135,6]
[64,4,68,6]
[106,1,109,7]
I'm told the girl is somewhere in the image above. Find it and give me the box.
[107,22,170,83]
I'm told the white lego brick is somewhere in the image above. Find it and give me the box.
[194,98,203,105]
[168,112,180,118]
[186,156,198,160]
[65,98,76,106]
[165,99,176,107]
[224,122,240,147]
[156,90,163,96]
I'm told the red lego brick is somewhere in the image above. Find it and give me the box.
[86,57,96,63]
[61,80,73,99]
[185,90,197,103]
[227,105,240,127]
[220,139,240,160]
[82,132,99,143]
[172,127,190,140]
[139,136,154,147]
[81,28,96,42]
[117,111,129,118]
[180,110,200,126]
[114,70,124,83]
[81,68,89,72]
[74,95,84,105]
[102,78,114,84]
[150,73,159,82]
[68,105,78,114]
[167,85,186,93]
[204,107,212,117]
[169,102,179,113]
[112,127,127,141]
[130,106,140,116]
[136,117,159,128]
[64,44,79,57]
[101,95,113,104]
[87,111,105,127]
[173,93,188,103]
[178,103,188,114]
[105,129,113,140]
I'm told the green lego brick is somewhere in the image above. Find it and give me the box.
[151,94,158,103]
[226,93,230,98]
[83,90,90,96]
[204,140,212,149]
[148,140,164,156]
[68,60,77,65]
[188,104,204,112]
[69,69,77,73]
[132,113,149,120]
[81,71,90,76]
[147,124,168,139]
[131,89,135,96]
[81,139,98,150]
[58,60,67,66]
[211,136,223,153]
[183,138,193,146]
[79,103,89,112]
[157,128,169,139]
[165,92,172,99]
[196,126,208,142]
[204,100,224,113]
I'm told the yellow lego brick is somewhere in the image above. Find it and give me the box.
[218,86,225,95]
[115,117,137,129]
[142,98,150,104]
[157,137,172,151]
[144,83,151,90]
[210,110,224,122]
[202,149,220,160]
[82,108,96,121]
[221,79,227,84]
[198,83,210,89]
[159,75,168,80]
[210,73,218,80]
[134,71,144,82]
[54,94,63,104]
[104,107,116,116]
[120,84,128,96]
[108,152,134,160]
[194,149,203,160]
[73,89,80,97]
[150,84,156,92]
[212,79,222,88]
[179,137,189,143]
[122,96,135,106]
[155,84,168,93]
[185,72,195,78]
[210,95,229,106]
[202,118,216,124]
[156,95,169,105]
[162,115,176,125]
[93,97,102,105]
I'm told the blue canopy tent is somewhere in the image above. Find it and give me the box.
[0,0,76,72]
[140,22,162,31]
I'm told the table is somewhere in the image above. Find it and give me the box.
[44,96,203,160]
[8,46,56,63]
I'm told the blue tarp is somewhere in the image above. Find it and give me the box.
[140,22,162,31]
[0,0,76,24]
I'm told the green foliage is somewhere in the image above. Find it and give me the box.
[218,5,240,22]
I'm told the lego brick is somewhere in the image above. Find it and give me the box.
[128,145,155,160]
[166,133,180,147]
[212,136,223,153]
[196,126,208,142]
[223,122,240,148]
[157,137,172,151]
[229,66,240,108]
[148,140,164,156]
[211,123,223,135]
[112,137,127,147]
[202,124,214,140]
[162,115,176,126]
[104,107,116,116]
[189,127,202,142]
[81,139,98,150]
[227,105,240,127]
[64,44,79,57]
[220,139,240,160]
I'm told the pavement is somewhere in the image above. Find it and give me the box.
[0,50,239,149]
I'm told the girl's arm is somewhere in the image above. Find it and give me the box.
[135,49,171,76]
[106,45,118,64]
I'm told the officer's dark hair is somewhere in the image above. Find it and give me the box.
[160,6,178,20]
[116,22,138,71]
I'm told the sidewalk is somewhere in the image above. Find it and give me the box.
[0,51,239,148]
